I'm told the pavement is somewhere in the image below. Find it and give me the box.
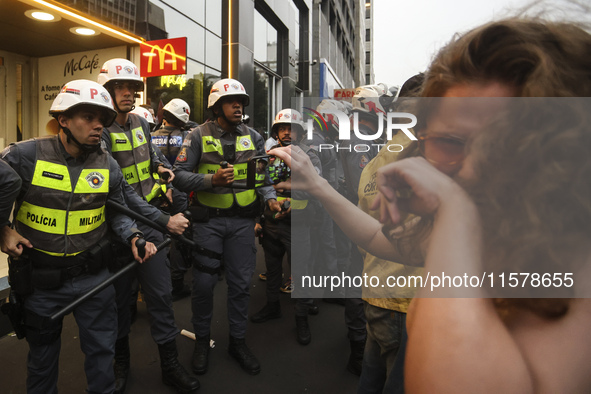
[0,243,360,393]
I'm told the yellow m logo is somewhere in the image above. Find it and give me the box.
[147,43,177,73]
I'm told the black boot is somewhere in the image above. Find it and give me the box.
[158,339,200,394]
[250,301,282,323]
[295,316,311,345]
[228,336,261,375]
[113,336,130,394]
[346,339,366,376]
[171,278,191,302]
[191,335,210,375]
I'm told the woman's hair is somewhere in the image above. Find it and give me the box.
[468,98,591,318]
[421,18,591,97]
[396,18,591,318]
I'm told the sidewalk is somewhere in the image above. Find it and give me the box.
[0,244,360,393]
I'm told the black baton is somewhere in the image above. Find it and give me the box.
[49,237,171,321]
[105,200,195,248]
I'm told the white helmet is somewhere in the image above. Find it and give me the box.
[271,109,305,139]
[207,78,249,108]
[352,84,388,116]
[97,58,144,91]
[163,98,190,124]
[130,106,155,125]
[50,79,117,126]
[316,99,347,132]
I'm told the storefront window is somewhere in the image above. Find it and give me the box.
[252,64,270,138]
[145,60,221,127]
[254,10,278,73]
[291,1,300,86]
[205,0,222,36]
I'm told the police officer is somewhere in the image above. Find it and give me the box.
[172,78,281,376]
[338,84,392,375]
[152,98,190,165]
[151,98,192,300]
[250,109,320,345]
[98,59,199,394]
[305,100,344,301]
[341,84,391,200]
[0,79,157,394]
[130,105,157,132]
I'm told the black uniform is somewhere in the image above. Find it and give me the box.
[0,159,21,228]
[1,136,141,394]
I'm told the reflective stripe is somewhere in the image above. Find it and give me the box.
[197,162,249,180]
[194,123,259,208]
[108,120,158,200]
[110,128,147,152]
[31,160,72,192]
[145,179,167,202]
[37,249,83,257]
[17,201,106,235]
[197,189,256,209]
[120,159,151,185]
[76,169,110,194]
[291,199,308,210]
[202,136,223,155]
[236,135,254,151]
[110,132,133,152]
[276,196,308,209]
[15,137,110,256]
[131,126,148,147]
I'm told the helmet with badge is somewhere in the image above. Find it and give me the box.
[316,99,348,138]
[162,98,190,125]
[130,106,155,126]
[271,109,305,146]
[97,58,144,91]
[351,84,389,116]
[207,78,249,109]
[50,79,117,127]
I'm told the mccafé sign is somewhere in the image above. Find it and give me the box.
[140,37,187,77]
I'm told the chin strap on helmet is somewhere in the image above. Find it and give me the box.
[105,85,134,114]
[63,127,102,154]
[214,104,242,128]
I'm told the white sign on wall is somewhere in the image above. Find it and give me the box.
[38,46,127,136]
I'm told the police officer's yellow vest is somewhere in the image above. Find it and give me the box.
[107,114,164,202]
[194,122,259,209]
[15,136,110,257]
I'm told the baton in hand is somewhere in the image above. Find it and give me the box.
[49,236,172,321]
[105,200,195,248]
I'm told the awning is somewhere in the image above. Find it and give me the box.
[0,0,144,58]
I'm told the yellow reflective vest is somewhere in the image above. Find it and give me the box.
[106,115,165,202]
[194,122,262,209]
[15,136,110,256]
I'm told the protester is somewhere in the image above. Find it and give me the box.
[271,17,591,393]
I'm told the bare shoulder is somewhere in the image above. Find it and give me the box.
[508,299,591,393]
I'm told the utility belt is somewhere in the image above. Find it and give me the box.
[188,202,260,222]
[12,238,112,292]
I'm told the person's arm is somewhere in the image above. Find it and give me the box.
[172,127,213,192]
[107,158,157,263]
[0,143,33,256]
[114,160,188,235]
[101,128,113,153]
[269,145,420,264]
[252,129,278,205]
[142,119,174,183]
[0,159,21,228]
[369,157,533,393]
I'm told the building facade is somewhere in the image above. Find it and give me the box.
[0,0,373,147]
